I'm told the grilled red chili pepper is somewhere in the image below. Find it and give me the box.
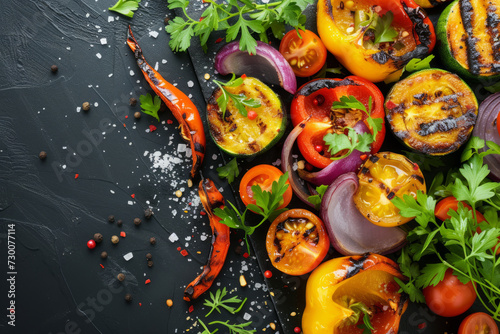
[183,178,230,302]
[127,26,206,181]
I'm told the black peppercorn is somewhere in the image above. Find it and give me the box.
[94,233,103,243]
[146,253,152,260]
[108,215,115,223]
[147,260,153,268]
[129,97,137,106]
[39,151,47,160]
[144,208,153,219]
[134,218,142,226]
[101,251,108,259]
[117,273,125,282]
[124,293,132,302]
[51,65,58,73]
[117,219,123,227]
[149,237,156,245]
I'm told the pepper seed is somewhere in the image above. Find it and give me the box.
[94,233,103,243]
[39,151,47,160]
[146,253,152,260]
[108,215,115,223]
[129,97,137,106]
[204,73,211,80]
[51,65,58,73]
[125,293,132,302]
[175,190,182,198]
[166,299,173,307]
[187,179,193,188]
[82,102,90,111]
[147,260,154,268]
[111,235,119,244]
[149,237,156,245]
[101,251,108,259]
[117,273,126,281]
[270,323,276,330]
[134,218,142,226]
[134,111,141,119]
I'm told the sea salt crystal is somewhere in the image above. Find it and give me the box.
[123,252,133,261]
[108,16,114,22]
[169,233,179,243]
[130,70,135,76]
[149,31,159,38]
[100,38,107,45]
[243,313,251,321]
[187,80,194,88]
[200,235,207,241]
[127,200,134,205]
[96,53,102,59]
[177,143,187,153]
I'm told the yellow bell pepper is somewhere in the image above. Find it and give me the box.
[317,0,436,83]
[302,253,408,334]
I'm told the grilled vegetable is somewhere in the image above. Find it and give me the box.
[385,69,478,155]
[207,76,286,157]
[437,0,500,80]
[414,0,452,8]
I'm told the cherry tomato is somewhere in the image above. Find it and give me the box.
[353,152,426,226]
[239,164,292,210]
[279,29,327,77]
[266,209,329,276]
[458,312,499,334]
[497,111,500,136]
[423,269,476,317]
[87,239,96,249]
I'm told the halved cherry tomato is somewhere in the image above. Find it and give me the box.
[497,111,500,136]
[279,29,327,78]
[353,152,426,227]
[459,312,499,334]
[266,209,329,276]
[291,77,386,167]
[423,269,476,317]
[239,164,292,210]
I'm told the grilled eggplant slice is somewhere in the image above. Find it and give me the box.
[437,0,500,80]
[385,69,478,155]
[207,76,286,157]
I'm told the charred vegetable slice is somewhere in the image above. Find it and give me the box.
[385,69,478,155]
[207,76,286,157]
[353,152,426,227]
[414,0,452,8]
[437,0,500,79]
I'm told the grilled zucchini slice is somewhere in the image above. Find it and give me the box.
[385,69,478,155]
[207,77,286,157]
[437,0,500,80]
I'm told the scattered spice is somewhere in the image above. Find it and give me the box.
[50,65,58,73]
[177,247,181,251]
[145,279,151,285]
[87,240,96,249]
[269,323,276,330]
[129,97,137,106]
[134,111,141,119]
[120,231,126,238]
[117,273,126,281]
[134,218,142,226]
[175,190,182,198]
[147,260,154,267]
[108,215,115,223]
[149,237,156,245]
[99,264,104,269]
[117,219,123,227]
[290,312,297,317]
[188,305,194,313]
[294,327,301,333]
[187,179,193,188]
[180,249,188,257]
[242,252,249,258]
[125,293,132,302]
[200,210,206,216]
[144,208,153,219]
[38,151,47,160]
[146,253,152,260]
[239,275,247,287]
[149,125,157,132]
[204,73,211,80]
[94,233,103,243]
[82,102,90,111]
[418,322,426,329]
[74,173,79,179]
[164,17,170,25]
[166,299,173,307]
[264,270,272,278]
[131,194,135,199]
[111,235,119,244]
[101,251,108,259]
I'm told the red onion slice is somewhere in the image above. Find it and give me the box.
[281,121,314,207]
[298,121,369,186]
[320,173,407,255]
[472,92,500,181]
[214,41,297,94]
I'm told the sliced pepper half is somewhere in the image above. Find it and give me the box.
[302,253,408,334]
[317,0,436,83]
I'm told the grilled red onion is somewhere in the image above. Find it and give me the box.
[214,41,297,94]
[320,173,407,255]
[472,92,500,181]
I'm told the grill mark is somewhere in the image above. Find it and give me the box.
[486,3,500,62]
[297,78,358,96]
[417,112,476,136]
[411,174,425,184]
[460,0,482,75]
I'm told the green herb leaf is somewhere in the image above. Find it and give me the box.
[208,320,256,334]
[108,0,141,17]
[203,288,247,317]
[331,95,367,112]
[484,81,500,93]
[373,11,398,44]
[213,75,261,120]
[307,184,329,211]
[217,158,239,184]
[198,319,218,334]
[139,93,161,121]
[405,55,435,73]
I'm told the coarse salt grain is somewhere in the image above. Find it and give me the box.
[100,38,107,45]
[243,313,251,321]
[149,31,159,38]
[169,233,179,243]
[123,252,134,261]
[96,53,102,59]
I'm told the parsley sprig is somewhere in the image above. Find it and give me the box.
[392,139,500,319]
[214,172,289,253]
[204,288,247,317]
[324,95,383,160]
[217,158,240,184]
[165,0,314,54]
[357,10,398,44]
[208,321,255,334]
[139,93,161,121]
[213,75,261,120]
[307,185,328,211]
[108,0,141,18]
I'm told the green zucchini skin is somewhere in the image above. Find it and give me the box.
[385,69,478,156]
[206,77,287,158]
[437,0,500,81]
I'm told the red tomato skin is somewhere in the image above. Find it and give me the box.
[423,269,476,317]
[458,312,499,334]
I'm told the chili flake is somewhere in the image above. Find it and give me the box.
[167,119,173,124]
[100,264,104,269]
[74,173,79,179]
[131,194,135,199]
[149,125,157,132]
[188,305,194,313]
[120,231,126,238]
[145,279,151,285]
[177,247,181,251]
[242,252,249,258]
[215,37,223,43]
[180,249,188,257]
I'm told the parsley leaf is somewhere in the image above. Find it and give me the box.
[217,158,239,184]
[213,74,261,120]
[139,93,161,121]
[404,55,435,73]
[373,11,398,44]
[108,0,141,17]
[484,81,500,93]
[307,184,329,211]
[203,288,247,317]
